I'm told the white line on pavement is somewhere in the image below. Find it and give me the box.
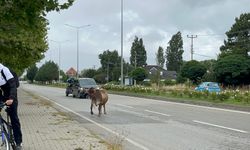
[115,104,134,109]
[39,95,149,150]
[117,108,164,122]
[112,94,250,115]
[144,110,171,117]
[193,120,248,133]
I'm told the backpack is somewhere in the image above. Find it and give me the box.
[1,69,20,88]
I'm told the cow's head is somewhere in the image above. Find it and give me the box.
[88,87,96,98]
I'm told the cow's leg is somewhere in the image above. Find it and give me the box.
[103,104,107,114]
[98,104,102,117]
[90,103,94,115]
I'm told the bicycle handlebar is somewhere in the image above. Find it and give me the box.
[0,102,7,109]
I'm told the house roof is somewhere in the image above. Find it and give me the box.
[66,67,77,75]
[144,65,166,72]
[144,65,177,79]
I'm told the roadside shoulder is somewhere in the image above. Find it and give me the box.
[19,88,108,150]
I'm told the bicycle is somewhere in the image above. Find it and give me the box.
[0,102,16,150]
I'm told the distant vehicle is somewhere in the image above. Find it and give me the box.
[65,77,76,96]
[72,78,98,98]
[195,82,221,93]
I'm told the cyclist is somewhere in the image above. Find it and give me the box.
[0,63,22,150]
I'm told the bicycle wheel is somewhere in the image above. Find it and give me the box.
[0,130,10,150]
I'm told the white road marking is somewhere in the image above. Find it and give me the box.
[39,95,149,150]
[117,108,164,122]
[193,120,248,133]
[115,104,134,109]
[112,94,250,115]
[144,109,171,117]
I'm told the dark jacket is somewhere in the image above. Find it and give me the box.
[0,63,17,102]
[0,78,17,101]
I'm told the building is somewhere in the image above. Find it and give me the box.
[66,67,77,77]
[144,65,177,81]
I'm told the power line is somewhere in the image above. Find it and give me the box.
[193,53,215,59]
[193,29,250,37]
[196,34,225,37]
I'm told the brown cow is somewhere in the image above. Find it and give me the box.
[88,87,108,116]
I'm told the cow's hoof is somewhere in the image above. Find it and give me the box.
[91,112,93,115]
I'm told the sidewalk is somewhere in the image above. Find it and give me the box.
[18,88,108,150]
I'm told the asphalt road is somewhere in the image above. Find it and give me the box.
[21,84,250,150]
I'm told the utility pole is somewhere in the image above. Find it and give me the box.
[134,51,137,85]
[107,63,109,82]
[134,51,137,68]
[187,35,197,60]
[107,59,110,83]
[120,0,124,86]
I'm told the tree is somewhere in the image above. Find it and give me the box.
[0,0,74,74]
[214,55,250,85]
[93,73,106,84]
[149,70,161,86]
[26,65,38,83]
[60,70,68,82]
[156,46,165,68]
[165,31,184,72]
[220,13,250,58]
[180,60,206,84]
[99,50,122,81]
[216,13,250,86]
[81,69,97,78]
[130,36,147,67]
[131,67,147,84]
[35,61,59,83]
[124,62,134,77]
[200,59,217,82]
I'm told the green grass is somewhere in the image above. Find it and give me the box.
[107,89,250,108]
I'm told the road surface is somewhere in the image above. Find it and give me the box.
[21,84,250,150]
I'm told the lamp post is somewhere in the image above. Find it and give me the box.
[120,0,124,85]
[65,24,90,78]
[50,40,69,83]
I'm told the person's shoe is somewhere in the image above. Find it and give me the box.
[16,144,22,150]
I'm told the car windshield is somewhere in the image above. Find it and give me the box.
[78,78,97,88]
[208,83,219,87]
[200,82,218,87]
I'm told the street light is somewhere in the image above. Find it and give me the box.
[65,24,91,78]
[120,0,124,85]
[50,40,69,83]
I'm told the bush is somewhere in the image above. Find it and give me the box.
[164,79,176,86]
[142,81,151,86]
[209,92,217,100]
[217,92,230,101]
[102,83,250,104]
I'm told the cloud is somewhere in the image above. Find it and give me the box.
[40,0,250,71]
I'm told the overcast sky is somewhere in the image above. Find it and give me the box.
[40,0,250,72]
